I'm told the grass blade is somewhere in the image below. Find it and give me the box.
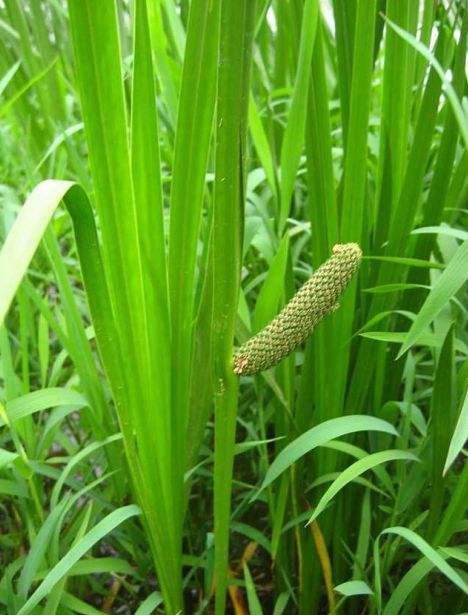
[379,526,468,596]
[259,415,398,491]
[17,505,140,615]
[444,389,468,476]
[398,241,468,357]
[385,16,468,150]
[243,563,264,615]
[335,580,373,597]
[308,450,418,524]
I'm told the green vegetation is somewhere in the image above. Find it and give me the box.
[0,0,466,613]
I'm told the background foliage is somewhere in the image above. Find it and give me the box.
[0,0,467,613]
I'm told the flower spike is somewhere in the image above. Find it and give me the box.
[233,243,362,375]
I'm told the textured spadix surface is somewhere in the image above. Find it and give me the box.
[234,243,362,375]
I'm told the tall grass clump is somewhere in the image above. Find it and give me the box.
[0,0,467,613]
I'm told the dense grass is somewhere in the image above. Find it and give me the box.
[0,0,467,613]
